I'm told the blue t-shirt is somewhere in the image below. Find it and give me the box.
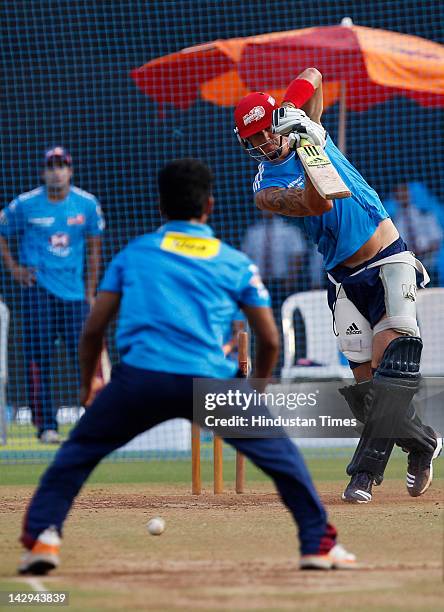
[0,186,105,300]
[99,221,270,378]
[253,136,389,270]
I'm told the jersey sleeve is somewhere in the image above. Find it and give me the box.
[238,261,271,307]
[85,197,105,236]
[0,198,25,237]
[99,250,125,293]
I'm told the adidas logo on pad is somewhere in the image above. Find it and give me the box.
[346,323,362,335]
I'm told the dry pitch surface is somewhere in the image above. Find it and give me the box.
[1,475,443,611]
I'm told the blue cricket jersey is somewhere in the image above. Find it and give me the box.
[253,136,389,270]
[0,186,105,300]
[99,221,270,378]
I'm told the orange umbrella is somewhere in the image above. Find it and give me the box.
[131,21,444,150]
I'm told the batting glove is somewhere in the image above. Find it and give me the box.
[272,107,327,149]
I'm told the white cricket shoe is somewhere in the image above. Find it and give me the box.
[39,430,61,444]
[18,527,61,575]
[300,544,358,570]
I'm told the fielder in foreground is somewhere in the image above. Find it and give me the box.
[19,159,356,574]
[234,67,441,503]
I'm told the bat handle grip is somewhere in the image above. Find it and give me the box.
[299,137,311,147]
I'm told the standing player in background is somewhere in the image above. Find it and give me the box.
[234,68,442,503]
[242,210,308,370]
[0,147,104,443]
[19,159,356,575]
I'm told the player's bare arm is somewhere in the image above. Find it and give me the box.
[272,88,350,199]
[241,305,279,382]
[0,235,36,286]
[85,235,102,304]
[288,67,324,124]
[255,184,332,217]
[79,290,120,404]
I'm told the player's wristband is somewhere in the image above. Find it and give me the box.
[283,78,315,107]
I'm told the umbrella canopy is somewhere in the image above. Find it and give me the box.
[131,24,444,112]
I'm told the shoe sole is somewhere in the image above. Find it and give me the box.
[408,436,443,497]
[300,558,358,570]
[18,560,57,576]
[341,492,372,504]
[300,562,333,570]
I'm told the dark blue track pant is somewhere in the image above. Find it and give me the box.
[21,285,89,435]
[22,363,334,556]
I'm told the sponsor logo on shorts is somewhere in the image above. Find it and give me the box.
[346,322,362,335]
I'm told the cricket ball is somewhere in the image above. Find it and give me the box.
[147,517,165,535]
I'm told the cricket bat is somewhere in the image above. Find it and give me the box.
[297,138,351,200]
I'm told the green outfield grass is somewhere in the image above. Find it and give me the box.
[0,423,74,453]
[0,452,415,487]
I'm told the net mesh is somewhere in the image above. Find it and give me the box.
[1,0,443,463]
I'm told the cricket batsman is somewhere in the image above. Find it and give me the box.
[233,67,442,503]
[19,158,356,575]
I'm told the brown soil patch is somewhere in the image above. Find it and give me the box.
[1,480,443,611]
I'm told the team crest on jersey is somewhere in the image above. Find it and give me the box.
[161,232,221,259]
[243,105,265,127]
[67,214,85,226]
[48,232,71,257]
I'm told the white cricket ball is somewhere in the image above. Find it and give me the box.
[147,517,165,536]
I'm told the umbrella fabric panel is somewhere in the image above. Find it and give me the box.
[131,24,444,112]
[131,46,235,109]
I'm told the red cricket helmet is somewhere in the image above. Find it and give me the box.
[234,92,278,139]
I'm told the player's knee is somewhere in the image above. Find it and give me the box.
[375,336,422,382]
